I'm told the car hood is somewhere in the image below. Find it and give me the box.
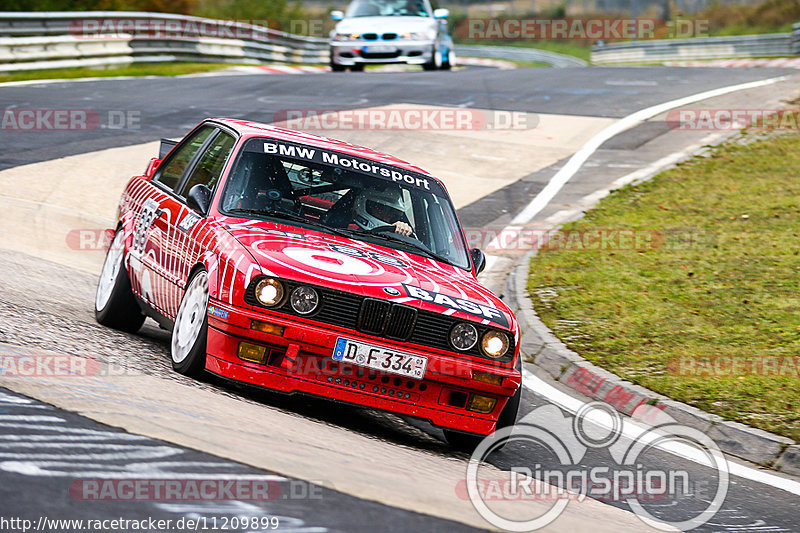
[223,220,515,331]
[334,16,437,36]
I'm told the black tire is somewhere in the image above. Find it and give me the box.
[423,45,440,71]
[440,48,453,70]
[350,64,364,72]
[95,229,145,334]
[171,269,209,377]
[330,62,346,72]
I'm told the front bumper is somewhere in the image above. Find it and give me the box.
[330,40,434,65]
[205,299,521,436]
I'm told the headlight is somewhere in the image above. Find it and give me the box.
[254,278,285,307]
[290,286,319,315]
[481,330,510,358]
[333,32,360,41]
[450,322,478,351]
[401,29,436,40]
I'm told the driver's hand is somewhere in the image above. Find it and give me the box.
[394,221,413,237]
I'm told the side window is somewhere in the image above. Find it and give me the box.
[155,126,214,190]
[178,132,236,198]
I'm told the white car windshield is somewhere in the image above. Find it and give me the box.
[220,138,471,270]
[345,0,430,18]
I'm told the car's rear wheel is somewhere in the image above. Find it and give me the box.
[171,269,209,376]
[95,229,145,333]
[350,64,364,72]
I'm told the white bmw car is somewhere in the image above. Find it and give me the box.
[329,0,455,71]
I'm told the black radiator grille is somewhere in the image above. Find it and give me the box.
[358,298,391,334]
[385,304,417,340]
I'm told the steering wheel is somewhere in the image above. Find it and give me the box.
[370,224,418,240]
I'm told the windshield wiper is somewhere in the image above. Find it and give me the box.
[344,228,455,266]
[226,208,355,239]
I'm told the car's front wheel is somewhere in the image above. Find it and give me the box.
[171,269,209,376]
[423,45,442,71]
[441,47,454,70]
[95,229,145,333]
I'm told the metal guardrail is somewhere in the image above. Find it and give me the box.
[454,44,587,68]
[793,22,800,55]
[0,11,329,71]
[592,32,796,65]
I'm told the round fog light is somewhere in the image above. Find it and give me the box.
[290,286,319,315]
[481,330,509,358]
[254,278,284,307]
[450,322,478,351]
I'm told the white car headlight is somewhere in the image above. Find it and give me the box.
[254,278,285,307]
[401,29,436,40]
[481,330,510,358]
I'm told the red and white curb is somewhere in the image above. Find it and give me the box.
[667,58,800,69]
[456,57,516,69]
[230,65,329,74]
[229,58,514,75]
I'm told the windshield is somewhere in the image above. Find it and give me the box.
[345,0,430,18]
[220,138,470,270]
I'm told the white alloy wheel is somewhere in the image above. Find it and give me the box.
[172,271,209,364]
[95,230,125,312]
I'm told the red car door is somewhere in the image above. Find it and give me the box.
[130,125,217,319]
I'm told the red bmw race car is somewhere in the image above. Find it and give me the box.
[95,118,521,447]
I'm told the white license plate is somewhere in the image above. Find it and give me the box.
[363,45,396,53]
[332,338,427,380]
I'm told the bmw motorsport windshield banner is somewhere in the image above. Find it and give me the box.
[243,138,447,197]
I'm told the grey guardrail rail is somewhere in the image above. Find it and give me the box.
[0,11,329,71]
[794,22,800,54]
[592,31,797,64]
[455,44,587,67]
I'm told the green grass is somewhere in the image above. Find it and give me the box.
[454,40,592,62]
[527,130,800,441]
[0,62,250,84]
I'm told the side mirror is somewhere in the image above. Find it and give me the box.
[144,157,161,179]
[187,184,212,215]
[433,8,449,19]
[331,10,344,21]
[470,248,486,276]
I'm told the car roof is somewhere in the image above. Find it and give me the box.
[210,117,440,183]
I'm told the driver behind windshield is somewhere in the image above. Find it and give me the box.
[352,183,414,236]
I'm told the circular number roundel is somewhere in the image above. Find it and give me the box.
[281,246,378,276]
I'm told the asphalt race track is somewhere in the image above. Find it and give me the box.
[1,65,799,532]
